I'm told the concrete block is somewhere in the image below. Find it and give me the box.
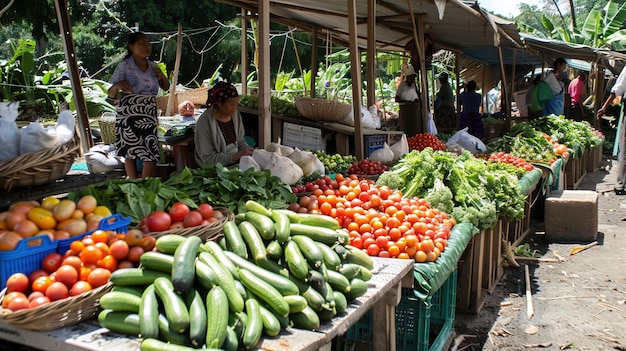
[544,190,598,242]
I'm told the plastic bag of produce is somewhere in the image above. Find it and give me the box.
[369,142,394,163]
[239,155,261,172]
[446,127,486,154]
[85,144,124,173]
[389,134,409,161]
[0,101,20,161]
[341,105,381,129]
[427,112,438,135]
[20,122,59,154]
[55,110,76,145]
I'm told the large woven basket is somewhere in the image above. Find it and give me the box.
[156,95,178,116]
[146,207,234,242]
[177,87,209,106]
[295,97,352,122]
[0,283,112,331]
[0,129,80,191]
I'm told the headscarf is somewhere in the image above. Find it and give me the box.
[207,81,238,106]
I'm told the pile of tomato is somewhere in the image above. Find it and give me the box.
[346,159,388,176]
[485,152,535,171]
[406,133,447,151]
[140,202,220,233]
[2,229,154,312]
[288,174,455,263]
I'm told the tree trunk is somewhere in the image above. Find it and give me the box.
[569,0,576,30]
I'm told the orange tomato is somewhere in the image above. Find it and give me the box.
[87,268,111,288]
[69,281,92,296]
[109,240,130,260]
[97,255,118,272]
[80,245,104,265]
[31,276,53,294]
[45,281,69,301]
[55,265,78,287]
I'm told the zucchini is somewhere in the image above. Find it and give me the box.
[140,337,222,351]
[244,199,272,217]
[283,294,308,313]
[157,313,191,346]
[326,269,351,294]
[237,268,290,318]
[100,291,142,313]
[223,251,299,296]
[284,240,309,280]
[198,252,245,313]
[291,235,324,268]
[203,240,239,279]
[139,284,159,339]
[292,212,340,230]
[258,303,282,337]
[245,211,276,240]
[223,220,248,258]
[344,245,374,270]
[139,251,174,273]
[155,234,187,254]
[345,278,368,301]
[185,289,207,348]
[98,309,140,336]
[289,223,339,245]
[269,210,290,244]
[242,298,263,349]
[265,240,283,261]
[289,305,320,330]
[153,276,190,333]
[171,236,202,294]
[316,241,341,271]
[238,220,267,263]
[109,268,169,286]
[205,286,229,349]
[194,259,219,290]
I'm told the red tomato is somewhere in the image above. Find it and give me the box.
[28,270,48,285]
[7,295,30,311]
[183,211,203,228]
[41,252,63,273]
[197,203,214,219]
[6,273,29,293]
[54,265,78,287]
[147,211,172,232]
[45,281,69,301]
[29,296,51,308]
[87,268,111,288]
[169,202,190,223]
[27,291,45,301]
[69,281,92,296]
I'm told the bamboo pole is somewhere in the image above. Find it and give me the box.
[241,10,248,95]
[167,24,183,117]
[348,0,364,160]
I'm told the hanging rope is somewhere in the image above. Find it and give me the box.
[289,27,306,94]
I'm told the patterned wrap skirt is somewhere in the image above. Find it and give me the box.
[115,94,160,162]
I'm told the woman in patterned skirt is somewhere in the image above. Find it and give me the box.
[107,32,170,178]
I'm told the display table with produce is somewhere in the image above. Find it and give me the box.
[0,257,413,351]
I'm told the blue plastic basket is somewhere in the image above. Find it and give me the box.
[0,235,57,290]
[55,214,131,255]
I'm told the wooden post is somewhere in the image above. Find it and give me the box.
[54,0,92,153]
[348,0,364,160]
[167,24,183,117]
[366,0,376,109]
[258,0,271,147]
[241,9,248,95]
[310,28,318,98]
[498,46,509,130]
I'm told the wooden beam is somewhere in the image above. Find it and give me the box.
[348,0,364,160]
[366,0,376,108]
[241,9,248,95]
[310,28,318,98]
[167,24,183,117]
[54,0,92,153]
[258,0,271,147]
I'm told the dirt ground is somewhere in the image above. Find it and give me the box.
[453,156,626,351]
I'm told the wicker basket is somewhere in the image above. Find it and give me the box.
[295,97,352,122]
[177,87,209,106]
[156,95,178,116]
[98,112,117,145]
[0,130,80,191]
[146,207,234,241]
[0,283,112,331]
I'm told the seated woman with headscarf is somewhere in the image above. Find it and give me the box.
[194,81,254,167]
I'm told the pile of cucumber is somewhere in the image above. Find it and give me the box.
[98,200,374,351]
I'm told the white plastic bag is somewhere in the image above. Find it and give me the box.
[55,110,76,145]
[427,112,438,135]
[0,102,21,161]
[445,128,487,154]
[340,105,381,129]
[389,134,409,161]
[368,142,394,164]
[20,122,59,154]
[85,144,124,173]
[238,155,261,172]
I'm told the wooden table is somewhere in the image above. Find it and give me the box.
[0,258,413,351]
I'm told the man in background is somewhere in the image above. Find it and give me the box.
[568,71,588,121]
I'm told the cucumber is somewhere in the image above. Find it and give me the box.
[300,286,328,312]
[269,209,290,244]
[289,305,320,330]
[223,220,248,258]
[356,266,373,282]
[155,234,187,254]
[258,303,282,337]
[237,268,290,318]
[344,244,374,270]
[316,241,341,271]
[292,212,340,229]
[100,291,142,313]
[111,285,145,297]
[283,294,308,313]
[317,305,336,321]
[157,313,191,346]
[205,286,229,349]
[345,278,368,301]
[338,263,364,280]
[195,259,219,290]
[327,269,352,294]
[109,268,169,286]
[289,223,339,245]
[244,199,272,217]
[291,235,324,268]
[171,236,202,294]
[140,337,222,351]
[245,211,276,240]
[153,276,190,333]
[185,289,207,348]
[221,326,239,351]
[203,240,240,279]
[139,251,174,273]
[307,269,326,293]
[238,220,267,263]
[336,229,350,245]
[242,298,263,349]
[98,309,140,336]
[139,284,159,339]
[284,240,309,280]
[265,240,283,261]
[333,290,348,314]
[223,251,299,296]
[198,252,245,313]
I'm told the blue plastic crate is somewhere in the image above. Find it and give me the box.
[0,235,57,290]
[56,214,131,255]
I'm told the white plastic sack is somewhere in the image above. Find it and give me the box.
[55,110,76,145]
[427,112,438,135]
[20,122,59,154]
[340,105,381,129]
[0,101,20,161]
[368,142,394,164]
[239,155,261,172]
[445,128,487,154]
[85,144,124,173]
[389,134,409,161]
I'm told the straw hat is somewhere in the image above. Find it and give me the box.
[405,66,417,76]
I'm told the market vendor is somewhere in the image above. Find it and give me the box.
[194,81,254,167]
[434,72,456,133]
[395,65,423,137]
